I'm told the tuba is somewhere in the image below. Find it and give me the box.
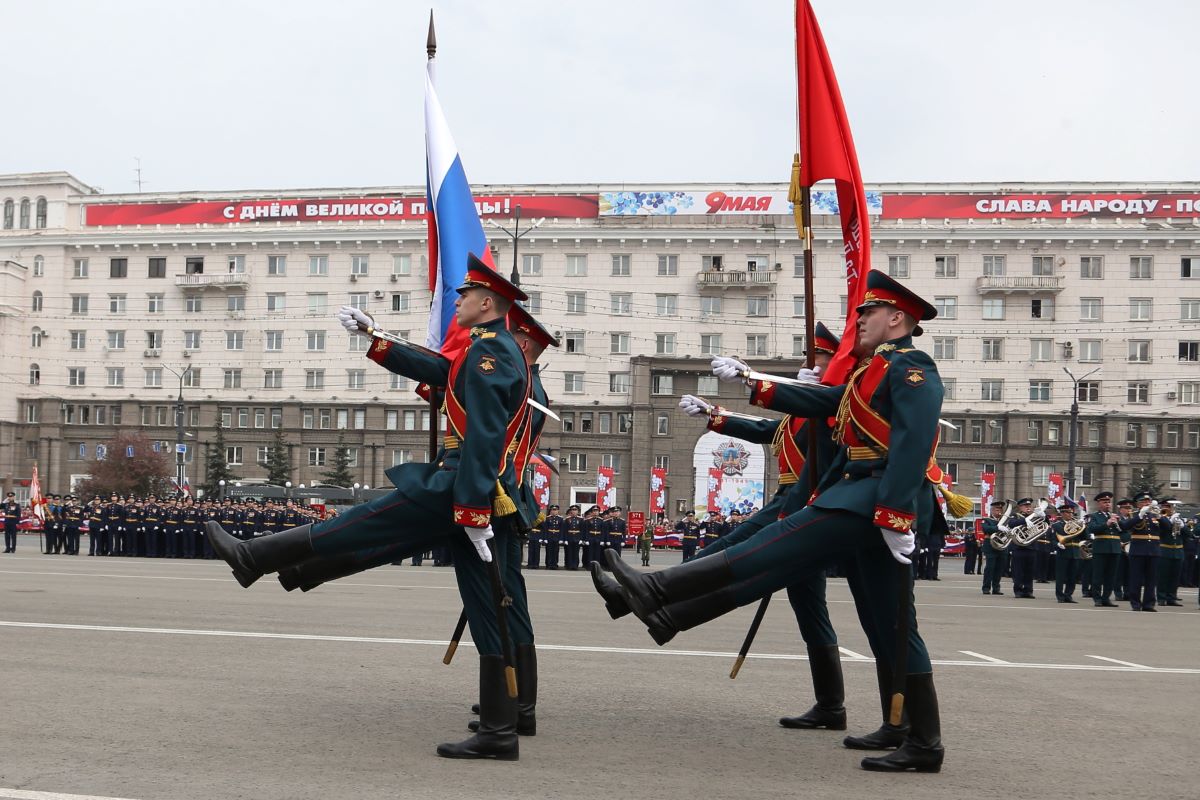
[989,501,1014,551]
[1012,499,1050,547]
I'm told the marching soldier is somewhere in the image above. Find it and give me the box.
[979,500,1009,595]
[1085,492,1121,607]
[1121,493,1160,611]
[676,511,700,561]
[1156,498,1185,607]
[205,258,534,760]
[1051,500,1082,602]
[1113,498,1133,600]
[1007,498,1042,599]
[563,505,583,570]
[594,270,946,772]
[541,505,562,569]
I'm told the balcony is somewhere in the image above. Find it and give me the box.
[174,271,250,289]
[695,269,777,288]
[976,275,1064,294]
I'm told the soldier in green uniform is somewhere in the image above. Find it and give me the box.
[638,523,653,566]
[1084,492,1121,607]
[204,257,532,760]
[594,270,945,773]
[1155,498,1185,606]
[979,502,1010,596]
[1051,500,1083,602]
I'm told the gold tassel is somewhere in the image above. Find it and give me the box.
[493,480,518,517]
[938,485,974,519]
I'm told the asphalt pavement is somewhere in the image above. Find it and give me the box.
[0,540,1196,800]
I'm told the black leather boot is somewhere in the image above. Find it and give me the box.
[641,589,738,646]
[860,672,944,772]
[603,548,733,621]
[779,645,847,730]
[843,660,908,750]
[591,563,632,619]
[470,643,537,736]
[277,551,367,592]
[437,655,518,760]
[206,522,313,588]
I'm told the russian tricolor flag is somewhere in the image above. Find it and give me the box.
[424,58,494,359]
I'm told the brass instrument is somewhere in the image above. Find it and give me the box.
[989,501,1014,551]
[1011,500,1050,547]
[1079,539,1093,560]
[1055,518,1087,545]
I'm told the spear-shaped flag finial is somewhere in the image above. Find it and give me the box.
[427,10,437,60]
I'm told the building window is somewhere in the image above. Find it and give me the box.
[305,369,325,389]
[981,338,1003,361]
[933,337,956,360]
[266,255,287,275]
[263,369,282,389]
[934,255,957,278]
[981,379,1003,401]
[697,375,718,395]
[566,292,586,314]
[656,255,678,276]
[309,255,329,276]
[73,257,89,278]
[565,331,586,354]
[746,296,768,317]
[1127,381,1150,404]
[609,372,630,393]
[226,331,244,351]
[521,254,542,276]
[308,447,326,467]
[1028,380,1051,402]
[934,297,957,319]
[110,258,128,278]
[610,333,630,354]
[567,453,588,473]
[1077,381,1100,402]
[702,255,724,271]
[347,369,365,389]
[392,254,411,275]
[700,296,723,318]
[981,298,1005,320]
[105,330,124,350]
[564,372,584,393]
[226,294,246,312]
[656,413,670,436]
[1032,466,1053,486]
[1183,256,1200,278]
[30,327,43,348]
[1046,421,1062,445]
[109,294,127,314]
[32,255,44,276]
[793,254,806,277]
[792,336,805,357]
[887,255,910,278]
[266,293,286,313]
[1031,255,1055,276]
[70,330,86,350]
[29,363,40,385]
[564,255,587,277]
[1129,298,1152,321]
[651,374,674,395]
[1031,298,1054,319]
[1130,256,1153,279]
[223,369,242,389]
[2,199,11,229]
[1180,342,1200,363]
[1166,424,1181,448]
[746,334,768,356]
[700,334,722,355]
[1169,468,1192,490]
[106,367,124,387]
[656,294,677,316]
[611,293,632,315]
[942,378,956,400]
[185,295,202,313]
[68,367,86,387]
[32,291,44,312]
[1080,256,1103,279]
[146,330,163,350]
[1128,340,1151,363]
[147,293,164,313]
[185,257,204,275]
[1030,338,1053,361]
[35,198,47,228]
[655,333,676,355]
[262,330,281,351]
[982,254,1006,276]
[351,254,369,276]
[18,199,30,229]
[1080,298,1102,321]
[1179,382,1200,405]
[143,367,163,388]
[183,368,200,388]
[306,293,327,315]
[1079,339,1101,362]
[1028,421,1042,444]
[791,295,807,317]
[618,413,633,434]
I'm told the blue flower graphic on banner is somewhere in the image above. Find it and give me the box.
[599,191,696,216]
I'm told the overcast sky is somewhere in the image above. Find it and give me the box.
[3,0,1198,194]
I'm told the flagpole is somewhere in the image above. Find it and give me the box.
[425,11,441,464]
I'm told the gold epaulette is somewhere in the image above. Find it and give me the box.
[778,473,800,485]
[443,435,459,450]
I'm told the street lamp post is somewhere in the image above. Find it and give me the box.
[163,364,193,497]
[1063,366,1101,500]
[487,205,545,287]
[218,479,226,502]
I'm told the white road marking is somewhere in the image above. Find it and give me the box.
[1086,654,1151,669]
[959,650,1009,664]
[1,620,1196,675]
[837,646,868,660]
[0,789,142,800]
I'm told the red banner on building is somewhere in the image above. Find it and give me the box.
[649,467,667,519]
[83,194,599,227]
[596,466,615,512]
[882,192,1200,220]
[980,471,996,514]
[706,467,724,513]
[1047,473,1065,506]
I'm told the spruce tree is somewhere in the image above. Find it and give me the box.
[266,426,292,486]
[1128,463,1165,500]
[200,419,236,498]
[320,434,355,487]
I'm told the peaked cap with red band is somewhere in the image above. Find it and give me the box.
[813,320,840,354]
[456,252,529,304]
[854,269,938,336]
[508,302,560,349]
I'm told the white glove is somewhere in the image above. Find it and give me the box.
[1169,513,1182,525]
[337,305,374,337]
[1057,542,1066,550]
[1138,505,1153,519]
[879,527,916,565]
[464,524,495,562]
[711,356,750,383]
[679,394,714,418]
[796,365,822,384]
[1025,510,1045,526]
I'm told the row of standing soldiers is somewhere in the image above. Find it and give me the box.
[13,494,322,559]
[526,504,626,570]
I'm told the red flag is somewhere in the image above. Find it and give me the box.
[1047,473,1064,506]
[796,0,872,386]
[530,457,552,510]
[596,466,615,512]
[980,471,996,513]
[706,467,724,513]
[29,464,46,522]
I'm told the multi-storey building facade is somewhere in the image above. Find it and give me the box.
[2,172,1198,514]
